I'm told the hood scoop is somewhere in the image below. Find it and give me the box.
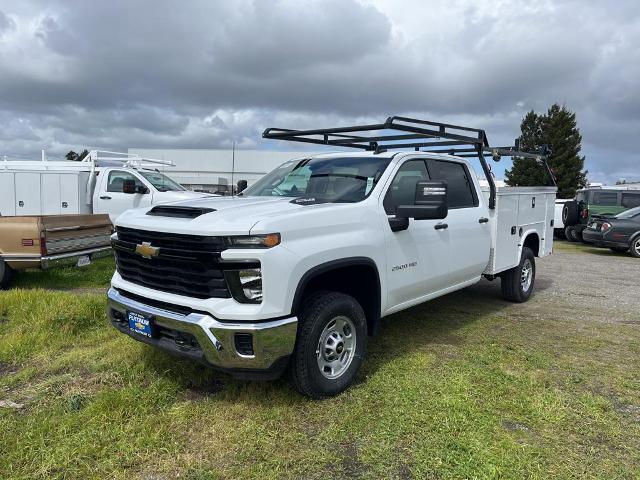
[146,205,216,219]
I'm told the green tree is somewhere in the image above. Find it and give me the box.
[505,104,588,198]
[65,149,89,161]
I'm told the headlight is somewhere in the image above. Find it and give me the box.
[226,233,280,248]
[225,268,263,303]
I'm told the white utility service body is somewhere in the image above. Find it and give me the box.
[107,150,556,391]
[0,151,213,222]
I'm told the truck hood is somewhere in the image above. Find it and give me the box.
[153,190,217,202]
[116,195,326,235]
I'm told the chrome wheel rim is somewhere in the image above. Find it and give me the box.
[520,259,533,292]
[316,316,356,379]
[634,239,640,256]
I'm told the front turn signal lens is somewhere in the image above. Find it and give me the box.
[226,233,281,248]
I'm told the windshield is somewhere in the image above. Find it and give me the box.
[615,206,640,219]
[242,156,391,203]
[139,171,186,192]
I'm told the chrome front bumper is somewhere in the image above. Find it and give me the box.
[107,288,298,375]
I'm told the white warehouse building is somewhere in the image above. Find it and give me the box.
[127,148,311,193]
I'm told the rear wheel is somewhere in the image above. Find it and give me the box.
[0,258,15,290]
[501,247,536,303]
[290,291,367,399]
[630,237,640,258]
[565,226,576,242]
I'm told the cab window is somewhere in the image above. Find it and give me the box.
[107,171,146,193]
[426,159,478,208]
[383,160,429,215]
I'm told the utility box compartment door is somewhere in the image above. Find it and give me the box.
[15,173,42,215]
[42,173,61,215]
[60,173,81,214]
[0,172,16,216]
[491,193,520,273]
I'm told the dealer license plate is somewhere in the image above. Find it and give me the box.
[127,311,154,338]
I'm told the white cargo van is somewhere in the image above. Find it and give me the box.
[0,151,214,222]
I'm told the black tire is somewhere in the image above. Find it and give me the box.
[565,226,576,242]
[289,291,367,399]
[0,258,15,290]
[630,236,640,259]
[574,228,584,243]
[609,246,628,253]
[501,247,536,303]
[562,201,580,226]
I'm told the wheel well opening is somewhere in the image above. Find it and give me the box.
[523,233,540,256]
[296,264,380,336]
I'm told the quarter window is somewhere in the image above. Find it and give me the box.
[383,160,429,215]
[427,160,478,208]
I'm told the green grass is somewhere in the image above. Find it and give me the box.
[1,258,639,479]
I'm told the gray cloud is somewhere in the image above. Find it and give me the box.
[0,0,638,183]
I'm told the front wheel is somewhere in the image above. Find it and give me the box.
[289,291,367,399]
[501,247,536,303]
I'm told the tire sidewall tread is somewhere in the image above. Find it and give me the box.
[290,291,367,399]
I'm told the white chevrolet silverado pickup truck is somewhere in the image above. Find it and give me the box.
[107,117,557,398]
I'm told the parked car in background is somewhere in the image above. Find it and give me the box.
[562,186,640,242]
[582,206,640,258]
[0,214,113,288]
[1,151,214,223]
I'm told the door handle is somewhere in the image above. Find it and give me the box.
[434,223,448,230]
[100,196,112,200]
[479,217,489,224]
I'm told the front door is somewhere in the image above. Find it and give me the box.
[381,158,451,310]
[96,170,152,222]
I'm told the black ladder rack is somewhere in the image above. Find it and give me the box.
[262,116,554,209]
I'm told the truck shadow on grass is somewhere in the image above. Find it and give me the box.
[138,276,554,402]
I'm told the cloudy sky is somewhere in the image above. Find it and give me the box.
[0,0,637,183]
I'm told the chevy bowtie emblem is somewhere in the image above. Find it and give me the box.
[135,242,159,259]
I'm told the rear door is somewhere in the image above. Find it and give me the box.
[382,158,451,309]
[426,159,491,285]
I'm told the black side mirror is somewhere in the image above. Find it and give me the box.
[237,179,248,193]
[390,181,448,231]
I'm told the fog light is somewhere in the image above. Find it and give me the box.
[225,268,263,303]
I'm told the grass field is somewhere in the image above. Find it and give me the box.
[1,246,639,479]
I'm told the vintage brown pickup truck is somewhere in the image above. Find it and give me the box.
[0,214,113,288]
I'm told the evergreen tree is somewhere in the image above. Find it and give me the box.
[541,104,588,198]
[65,149,90,161]
[505,104,587,198]
[504,111,545,186]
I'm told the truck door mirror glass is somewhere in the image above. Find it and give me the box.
[237,180,248,193]
[396,181,448,220]
[122,179,148,194]
[122,179,136,194]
